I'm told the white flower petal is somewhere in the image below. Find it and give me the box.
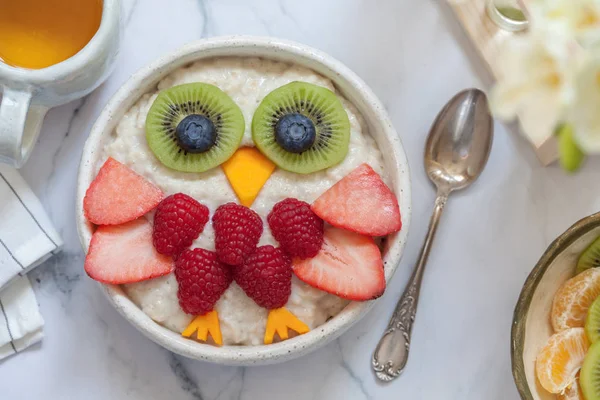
[568,57,600,152]
[529,0,600,46]
[490,31,582,145]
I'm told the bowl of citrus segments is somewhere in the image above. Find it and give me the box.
[513,212,600,400]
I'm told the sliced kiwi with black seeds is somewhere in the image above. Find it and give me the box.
[586,296,600,343]
[145,83,244,173]
[577,235,600,275]
[581,341,600,400]
[252,81,350,174]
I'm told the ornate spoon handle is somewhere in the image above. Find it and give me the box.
[372,194,447,382]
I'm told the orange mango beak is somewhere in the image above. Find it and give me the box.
[222,147,276,207]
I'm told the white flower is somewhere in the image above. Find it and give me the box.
[490,31,585,144]
[490,0,600,157]
[567,56,600,152]
[528,0,600,46]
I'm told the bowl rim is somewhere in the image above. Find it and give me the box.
[512,212,600,399]
[75,35,412,365]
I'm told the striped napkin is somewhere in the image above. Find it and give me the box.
[0,164,63,360]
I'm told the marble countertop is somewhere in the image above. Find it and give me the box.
[2,0,600,398]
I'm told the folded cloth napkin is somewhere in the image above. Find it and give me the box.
[0,164,62,360]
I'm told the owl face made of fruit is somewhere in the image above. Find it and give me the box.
[83,81,402,346]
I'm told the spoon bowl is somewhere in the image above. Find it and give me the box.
[372,88,493,381]
[425,89,493,193]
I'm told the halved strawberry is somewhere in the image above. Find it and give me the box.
[84,218,174,284]
[292,227,385,301]
[311,163,401,237]
[84,157,164,225]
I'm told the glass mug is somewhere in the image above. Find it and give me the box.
[0,0,121,168]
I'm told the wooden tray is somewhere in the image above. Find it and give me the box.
[448,0,558,165]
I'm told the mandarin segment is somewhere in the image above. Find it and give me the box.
[536,328,590,394]
[552,268,600,332]
[559,376,584,400]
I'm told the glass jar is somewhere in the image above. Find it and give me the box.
[486,0,529,32]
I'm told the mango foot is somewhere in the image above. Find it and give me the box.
[182,310,223,346]
[264,308,310,345]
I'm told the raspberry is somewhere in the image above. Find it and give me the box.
[175,248,232,315]
[234,245,291,309]
[267,198,324,259]
[212,203,263,265]
[153,193,210,257]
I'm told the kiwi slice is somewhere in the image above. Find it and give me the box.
[587,296,600,343]
[557,124,585,173]
[577,235,600,274]
[145,83,244,173]
[581,341,600,400]
[252,81,350,174]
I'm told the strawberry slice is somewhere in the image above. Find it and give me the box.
[84,158,164,225]
[292,227,385,301]
[84,218,174,284]
[311,163,401,237]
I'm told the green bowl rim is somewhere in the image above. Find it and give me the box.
[511,212,600,399]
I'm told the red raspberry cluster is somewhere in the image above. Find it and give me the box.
[152,194,324,314]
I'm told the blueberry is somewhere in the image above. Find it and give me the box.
[175,114,216,153]
[274,113,316,153]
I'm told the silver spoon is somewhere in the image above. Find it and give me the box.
[371,89,493,382]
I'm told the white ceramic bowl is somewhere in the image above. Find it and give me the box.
[76,36,412,365]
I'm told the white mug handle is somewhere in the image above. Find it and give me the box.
[0,87,47,168]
